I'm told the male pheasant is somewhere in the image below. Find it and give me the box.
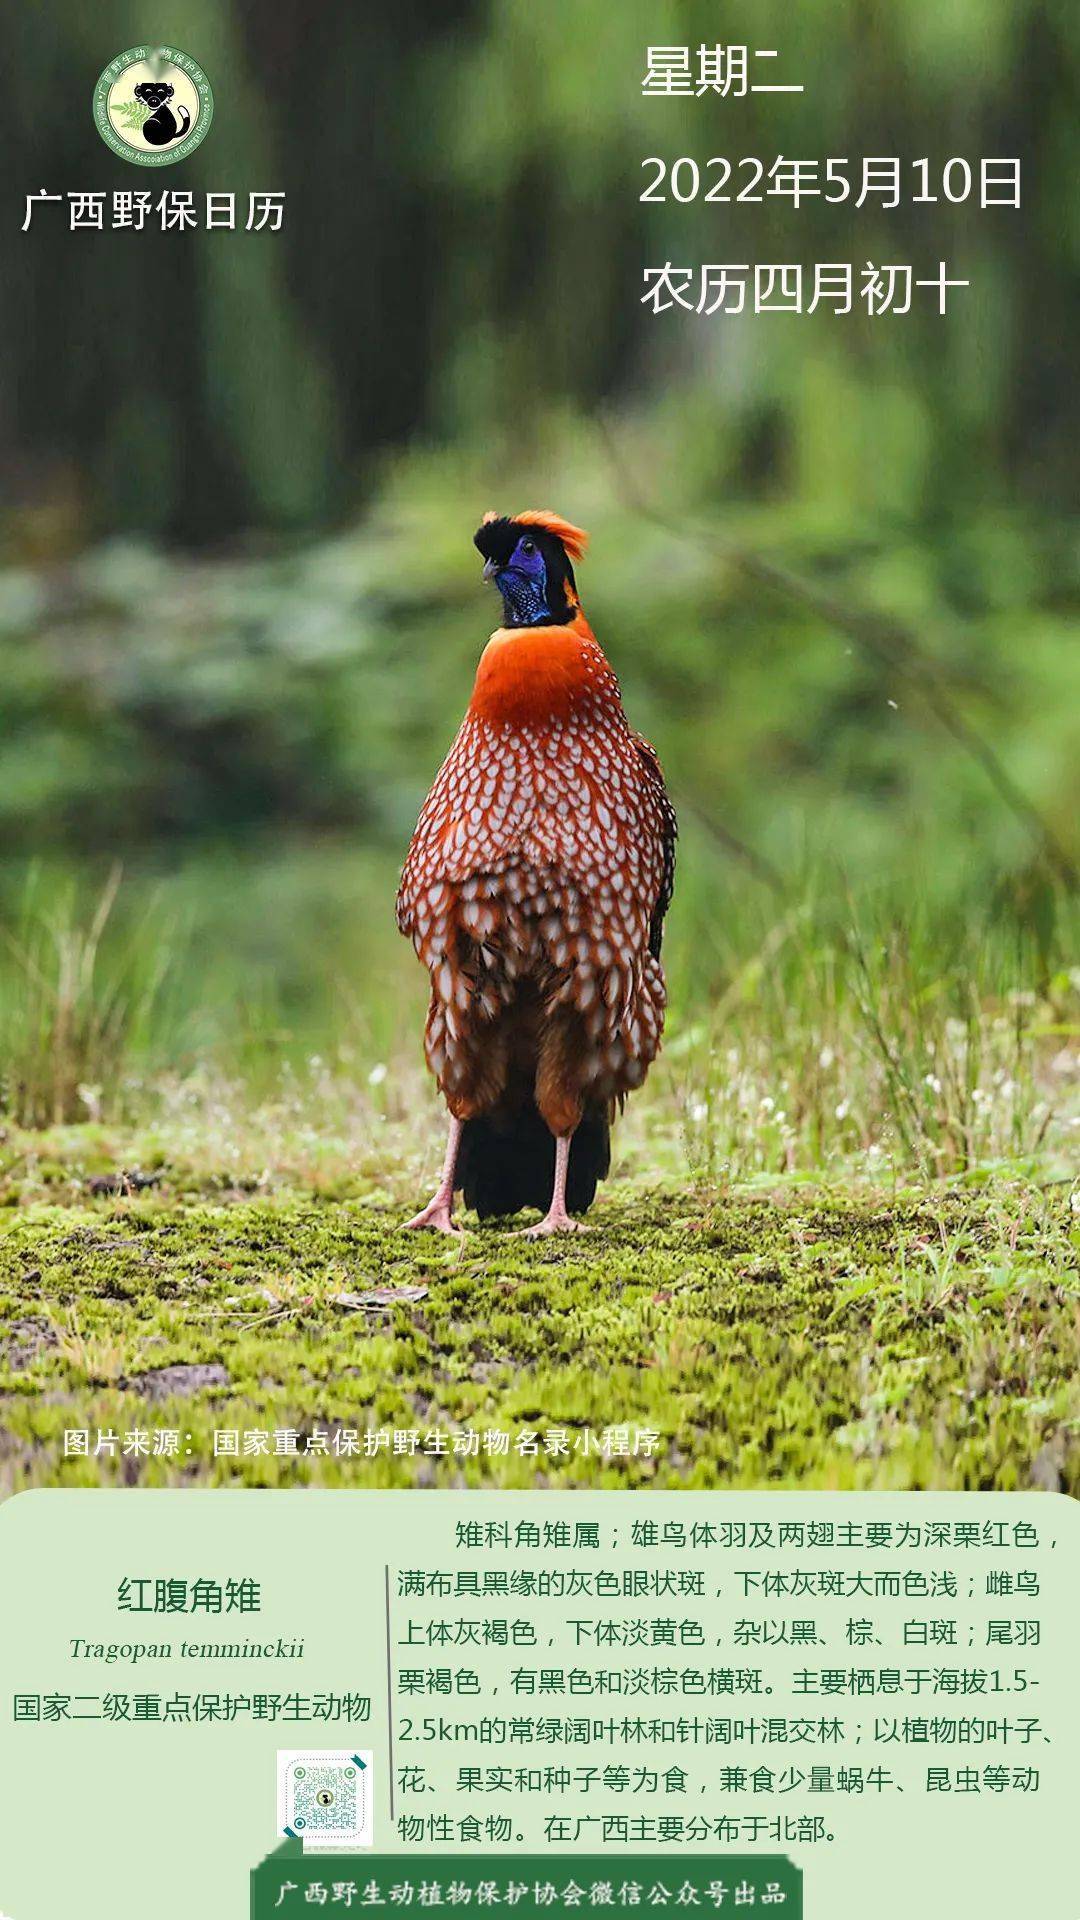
[396,510,676,1235]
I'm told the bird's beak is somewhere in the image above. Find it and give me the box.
[481,557,500,583]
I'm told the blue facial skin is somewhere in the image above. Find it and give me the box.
[491,536,552,627]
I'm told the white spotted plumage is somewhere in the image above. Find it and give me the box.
[397,617,676,1137]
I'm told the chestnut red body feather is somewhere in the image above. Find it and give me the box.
[397,518,675,1222]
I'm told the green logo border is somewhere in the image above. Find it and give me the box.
[92,44,214,168]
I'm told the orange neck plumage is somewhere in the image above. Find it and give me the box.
[469,610,598,728]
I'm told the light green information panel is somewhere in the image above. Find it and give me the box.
[0,1492,1073,1917]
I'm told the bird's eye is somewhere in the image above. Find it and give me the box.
[521,537,535,554]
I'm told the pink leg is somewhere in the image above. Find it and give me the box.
[404,1116,464,1235]
[517,1132,586,1237]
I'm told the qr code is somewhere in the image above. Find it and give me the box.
[290,1762,358,1833]
[277,1749,373,1850]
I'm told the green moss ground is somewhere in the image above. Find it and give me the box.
[1,1127,1076,1495]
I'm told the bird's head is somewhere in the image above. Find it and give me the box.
[473,510,589,628]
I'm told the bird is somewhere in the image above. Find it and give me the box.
[396,509,676,1236]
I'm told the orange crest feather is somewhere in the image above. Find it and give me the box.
[513,510,590,564]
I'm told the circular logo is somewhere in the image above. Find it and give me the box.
[92,45,213,167]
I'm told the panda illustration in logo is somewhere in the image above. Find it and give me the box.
[133,80,191,146]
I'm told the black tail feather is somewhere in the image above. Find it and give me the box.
[458,1100,610,1221]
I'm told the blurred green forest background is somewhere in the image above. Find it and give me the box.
[0,0,1077,1138]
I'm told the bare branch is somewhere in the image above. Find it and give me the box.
[597,413,1077,892]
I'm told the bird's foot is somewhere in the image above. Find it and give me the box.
[403,1196,462,1236]
[516,1210,587,1239]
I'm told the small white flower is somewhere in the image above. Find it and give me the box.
[760,1095,775,1114]
[367,1063,388,1087]
[923,1074,942,1094]
[688,1099,708,1124]
[835,1100,850,1121]
[818,1046,835,1069]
